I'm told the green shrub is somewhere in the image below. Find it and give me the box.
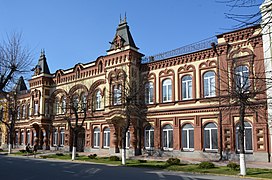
[88,154,97,159]
[198,161,215,169]
[19,149,26,153]
[56,153,64,156]
[0,149,4,152]
[227,162,239,170]
[109,156,120,161]
[137,159,147,163]
[166,158,180,165]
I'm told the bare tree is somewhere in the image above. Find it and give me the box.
[0,32,32,153]
[212,42,268,175]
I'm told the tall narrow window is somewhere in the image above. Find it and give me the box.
[181,124,194,150]
[182,75,192,100]
[95,91,102,110]
[17,106,20,119]
[22,105,26,119]
[93,127,100,148]
[235,122,253,152]
[204,71,215,97]
[26,104,30,118]
[55,98,59,115]
[60,128,65,146]
[126,131,130,148]
[235,66,249,92]
[162,79,172,102]
[81,93,87,110]
[61,97,66,114]
[204,123,218,151]
[162,124,173,150]
[20,131,24,145]
[103,128,110,148]
[72,95,79,109]
[113,85,121,105]
[27,130,30,144]
[145,82,154,104]
[53,129,58,146]
[144,125,154,149]
[34,101,39,115]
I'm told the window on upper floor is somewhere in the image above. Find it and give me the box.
[80,93,87,111]
[72,95,79,110]
[95,90,102,110]
[204,71,216,97]
[182,75,192,100]
[17,106,20,119]
[61,96,66,114]
[162,79,172,102]
[234,65,249,92]
[113,85,122,105]
[145,82,154,104]
[22,105,26,119]
[55,98,60,115]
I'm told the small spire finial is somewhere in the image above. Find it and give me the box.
[124,12,127,22]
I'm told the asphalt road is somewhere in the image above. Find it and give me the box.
[0,155,252,180]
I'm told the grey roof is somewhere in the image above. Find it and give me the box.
[33,51,51,75]
[14,76,27,93]
[108,20,138,52]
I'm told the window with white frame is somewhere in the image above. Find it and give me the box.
[162,124,173,150]
[235,65,249,92]
[162,79,172,102]
[144,125,154,149]
[20,131,24,145]
[81,93,87,110]
[145,82,154,104]
[93,127,100,148]
[60,128,65,146]
[27,130,30,144]
[17,106,20,119]
[204,71,216,97]
[126,131,130,148]
[182,75,192,100]
[55,98,59,115]
[61,96,66,114]
[113,85,122,105]
[27,104,30,118]
[34,102,39,115]
[53,129,58,146]
[103,127,110,148]
[203,123,218,151]
[235,121,253,152]
[181,124,194,150]
[22,105,26,119]
[95,91,102,110]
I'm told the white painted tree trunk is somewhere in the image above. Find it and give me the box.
[8,144,12,154]
[240,153,246,176]
[121,148,126,165]
[71,146,76,160]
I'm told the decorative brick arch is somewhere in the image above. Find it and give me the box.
[68,84,88,96]
[51,89,68,99]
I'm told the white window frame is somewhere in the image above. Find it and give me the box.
[182,75,192,100]
[145,82,154,104]
[235,65,249,92]
[235,122,253,153]
[61,97,66,114]
[204,123,218,151]
[95,91,102,110]
[162,79,172,102]
[60,129,65,146]
[181,124,194,151]
[113,85,122,105]
[204,71,216,97]
[93,128,100,148]
[144,126,154,149]
[53,129,58,146]
[162,125,173,150]
[103,128,110,148]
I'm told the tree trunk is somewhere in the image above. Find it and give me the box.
[8,129,13,154]
[239,102,246,176]
[71,130,78,161]
[121,129,126,165]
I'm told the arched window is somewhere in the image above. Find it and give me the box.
[61,96,66,114]
[162,124,173,150]
[235,66,249,92]
[144,125,154,149]
[103,128,110,148]
[55,98,60,115]
[53,129,58,146]
[113,85,122,105]
[162,79,172,102]
[203,123,218,151]
[182,75,192,100]
[60,128,65,146]
[235,121,253,152]
[22,105,26,119]
[181,124,194,150]
[145,82,154,104]
[203,71,215,97]
[93,127,100,148]
[95,91,102,110]
[72,95,79,109]
[80,93,87,110]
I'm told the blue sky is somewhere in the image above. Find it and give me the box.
[0,0,262,74]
